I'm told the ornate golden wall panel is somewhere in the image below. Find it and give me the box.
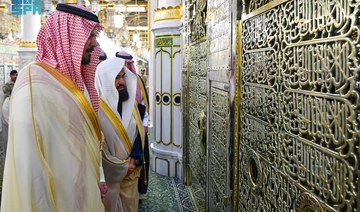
[206,0,234,210]
[238,0,360,211]
[209,87,229,211]
[185,0,233,210]
[188,43,207,188]
[184,0,235,210]
[184,44,207,211]
[184,0,232,211]
[187,0,207,43]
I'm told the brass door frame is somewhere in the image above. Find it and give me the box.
[206,79,232,211]
[183,45,191,186]
[233,20,242,212]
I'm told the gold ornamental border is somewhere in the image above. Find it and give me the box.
[0,3,7,13]
[64,0,77,4]
[233,20,242,211]
[243,0,290,20]
[154,5,182,22]
[20,41,37,48]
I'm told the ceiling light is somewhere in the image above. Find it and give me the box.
[115,5,146,13]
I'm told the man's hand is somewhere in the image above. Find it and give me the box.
[144,126,148,134]
[99,182,108,199]
[127,157,135,175]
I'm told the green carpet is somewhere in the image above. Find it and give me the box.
[139,128,201,211]
[139,170,198,212]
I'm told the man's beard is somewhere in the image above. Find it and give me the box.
[81,57,91,65]
[118,89,129,101]
[81,47,94,64]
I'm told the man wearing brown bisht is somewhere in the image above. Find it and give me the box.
[115,51,150,203]
[1,4,106,211]
[96,56,145,212]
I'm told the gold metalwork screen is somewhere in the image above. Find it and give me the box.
[183,0,208,210]
[185,43,207,211]
[209,87,229,211]
[238,0,360,211]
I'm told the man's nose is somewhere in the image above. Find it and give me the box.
[91,38,99,47]
[116,79,123,86]
[119,78,126,86]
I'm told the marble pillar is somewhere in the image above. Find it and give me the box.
[18,12,41,69]
[150,0,183,178]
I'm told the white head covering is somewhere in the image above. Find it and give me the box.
[95,57,137,129]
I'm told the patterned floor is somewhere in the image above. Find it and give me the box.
[139,170,199,212]
[139,129,203,212]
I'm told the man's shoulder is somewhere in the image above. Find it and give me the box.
[26,62,45,70]
[20,62,48,71]
[2,82,12,89]
[20,62,58,79]
[12,62,42,77]
[141,75,147,81]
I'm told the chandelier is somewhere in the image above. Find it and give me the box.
[0,2,20,40]
[131,12,141,48]
[97,1,147,49]
[0,2,8,39]
[98,3,131,47]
